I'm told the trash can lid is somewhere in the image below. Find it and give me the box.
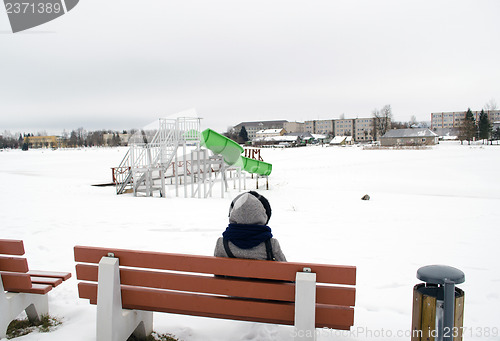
[417,265,465,285]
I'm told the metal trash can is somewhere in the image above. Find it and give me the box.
[411,265,465,341]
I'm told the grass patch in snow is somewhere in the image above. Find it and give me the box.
[128,331,181,341]
[7,314,62,339]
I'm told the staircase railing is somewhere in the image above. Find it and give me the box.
[115,117,201,195]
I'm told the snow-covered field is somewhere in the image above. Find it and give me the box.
[1,142,499,341]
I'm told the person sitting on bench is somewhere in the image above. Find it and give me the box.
[214,191,287,262]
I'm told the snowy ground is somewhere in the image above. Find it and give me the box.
[1,141,499,341]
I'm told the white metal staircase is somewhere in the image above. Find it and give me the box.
[115,117,201,196]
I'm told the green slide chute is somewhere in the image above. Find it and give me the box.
[201,129,272,176]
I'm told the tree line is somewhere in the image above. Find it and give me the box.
[458,108,500,145]
[0,129,135,150]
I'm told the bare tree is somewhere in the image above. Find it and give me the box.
[410,115,418,127]
[484,99,498,111]
[372,104,393,140]
[223,126,239,142]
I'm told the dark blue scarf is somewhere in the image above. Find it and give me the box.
[222,223,273,249]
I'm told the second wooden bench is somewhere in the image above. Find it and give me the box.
[74,245,356,341]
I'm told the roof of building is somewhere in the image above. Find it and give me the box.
[253,135,299,142]
[432,128,459,137]
[330,136,347,144]
[381,128,438,138]
[256,128,284,134]
[284,132,314,139]
[234,120,288,128]
[330,136,353,144]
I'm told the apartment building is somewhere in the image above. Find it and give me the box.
[431,110,500,129]
[305,119,335,135]
[354,118,375,141]
[334,119,354,136]
[304,117,384,142]
[283,121,305,133]
[304,120,316,133]
[315,120,334,134]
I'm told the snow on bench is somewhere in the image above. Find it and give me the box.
[74,245,356,341]
[0,239,71,338]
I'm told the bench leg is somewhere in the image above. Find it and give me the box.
[96,257,153,341]
[24,294,49,322]
[0,275,49,339]
[294,271,317,341]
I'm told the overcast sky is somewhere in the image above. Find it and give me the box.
[1,0,499,134]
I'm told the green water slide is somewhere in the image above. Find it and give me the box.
[201,129,272,176]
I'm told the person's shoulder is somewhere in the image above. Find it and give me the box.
[270,238,281,246]
[270,238,284,251]
[214,237,225,257]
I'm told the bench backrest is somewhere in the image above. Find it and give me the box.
[74,245,356,330]
[0,239,33,292]
[0,239,70,294]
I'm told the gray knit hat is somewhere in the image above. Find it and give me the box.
[229,191,271,225]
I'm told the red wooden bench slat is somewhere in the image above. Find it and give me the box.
[30,276,63,287]
[0,239,25,256]
[28,270,72,281]
[15,283,52,295]
[0,256,29,273]
[318,285,356,307]
[74,246,356,285]
[77,282,354,330]
[0,272,32,290]
[76,263,355,306]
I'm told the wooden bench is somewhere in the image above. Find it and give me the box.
[74,245,356,341]
[0,239,71,338]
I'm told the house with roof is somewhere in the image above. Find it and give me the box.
[232,120,288,140]
[252,131,299,147]
[380,129,438,146]
[255,128,286,139]
[284,132,315,145]
[432,128,459,141]
[329,136,353,146]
